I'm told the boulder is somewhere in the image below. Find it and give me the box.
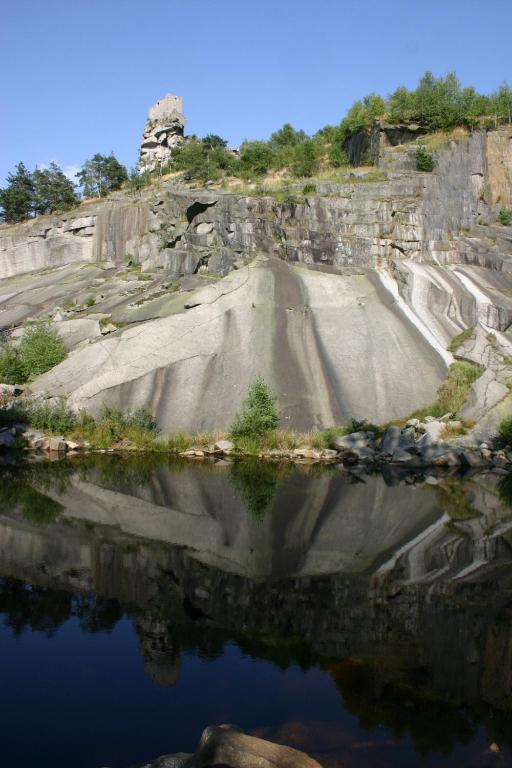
[100,323,118,335]
[292,448,322,460]
[460,451,491,468]
[330,431,374,451]
[423,420,446,442]
[0,383,17,396]
[431,450,461,467]
[140,755,192,768]
[381,425,414,455]
[48,436,67,452]
[391,447,415,463]
[0,430,15,449]
[193,724,323,768]
[214,439,234,453]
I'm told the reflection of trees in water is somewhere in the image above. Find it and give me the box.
[0,578,122,637]
[0,572,511,755]
[328,658,477,756]
[0,464,74,523]
[498,473,512,511]
[229,459,283,518]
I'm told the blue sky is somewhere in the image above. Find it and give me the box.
[1,0,510,185]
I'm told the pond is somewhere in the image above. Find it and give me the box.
[0,455,511,767]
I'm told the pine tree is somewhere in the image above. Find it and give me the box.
[0,162,35,223]
[76,153,128,198]
[32,162,79,215]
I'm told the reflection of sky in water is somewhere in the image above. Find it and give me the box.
[0,609,507,768]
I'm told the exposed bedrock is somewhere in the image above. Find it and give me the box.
[1,128,511,283]
[2,127,512,428]
[32,256,447,430]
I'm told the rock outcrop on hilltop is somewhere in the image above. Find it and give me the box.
[1,125,512,433]
[139,93,186,173]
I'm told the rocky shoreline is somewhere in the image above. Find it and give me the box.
[1,412,511,472]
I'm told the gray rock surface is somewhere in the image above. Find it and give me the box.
[139,94,186,173]
[193,724,322,768]
[1,126,512,432]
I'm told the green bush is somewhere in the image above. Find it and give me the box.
[498,415,512,446]
[0,343,26,384]
[25,398,77,434]
[416,144,435,172]
[437,361,482,414]
[499,207,512,226]
[291,140,320,178]
[239,141,275,177]
[302,183,317,196]
[230,377,279,439]
[18,324,66,379]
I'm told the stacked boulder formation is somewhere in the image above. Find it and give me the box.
[138,93,186,172]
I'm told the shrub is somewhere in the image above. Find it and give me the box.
[25,398,77,434]
[302,183,317,196]
[291,140,320,178]
[230,377,279,439]
[18,323,66,379]
[239,141,275,177]
[416,144,435,172]
[437,361,482,414]
[498,415,512,446]
[499,207,512,226]
[0,343,27,384]
[85,296,96,307]
[73,406,158,448]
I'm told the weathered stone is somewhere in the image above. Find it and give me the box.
[331,431,374,451]
[140,754,192,768]
[0,430,15,449]
[381,426,402,455]
[194,725,322,768]
[391,448,415,463]
[431,450,461,467]
[48,436,67,452]
[100,322,117,335]
[461,369,509,422]
[214,439,234,453]
[423,420,446,442]
[0,384,17,395]
[139,94,186,173]
[381,426,415,455]
[460,451,491,468]
[292,448,322,460]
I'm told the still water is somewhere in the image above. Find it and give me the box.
[0,455,511,767]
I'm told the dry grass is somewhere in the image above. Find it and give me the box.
[421,127,468,152]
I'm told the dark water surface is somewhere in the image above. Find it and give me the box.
[0,455,511,768]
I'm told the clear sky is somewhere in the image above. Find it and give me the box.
[1,0,510,185]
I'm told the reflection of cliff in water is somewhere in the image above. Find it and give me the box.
[0,457,511,753]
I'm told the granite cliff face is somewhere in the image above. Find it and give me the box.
[1,127,512,431]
